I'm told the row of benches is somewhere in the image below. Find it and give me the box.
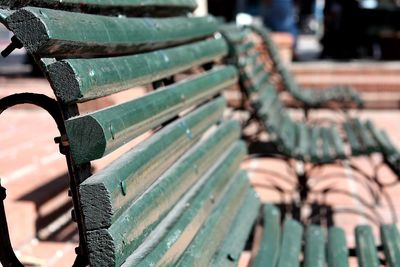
[0,1,399,266]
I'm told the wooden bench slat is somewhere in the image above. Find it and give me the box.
[252,204,281,267]
[365,120,397,155]
[321,128,333,163]
[294,123,309,160]
[238,51,260,69]
[8,7,216,57]
[380,224,400,267]
[210,188,260,267]
[330,126,346,159]
[65,67,237,164]
[252,72,270,93]
[280,117,296,154]
[310,127,321,163]
[304,225,326,267]
[355,225,379,267]
[327,227,349,267]
[0,0,197,15]
[49,38,228,103]
[85,125,246,266]
[343,121,362,155]
[79,97,227,230]
[277,219,303,267]
[174,172,253,267]
[353,119,377,153]
[235,41,254,55]
[130,170,248,266]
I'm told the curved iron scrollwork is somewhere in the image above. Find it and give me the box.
[0,93,65,267]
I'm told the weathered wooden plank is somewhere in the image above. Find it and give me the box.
[65,67,237,164]
[79,97,227,230]
[210,189,260,267]
[294,123,309,160]
[304,225,326,267]
[353,119,377,153]
[330,126,346,159]
[355,225,379,267]
[327,227,349,267]
[126,172,249,266]
[48,38,229,103]
[310,127,321,163]
[321,128,333,163]
[8,7,217,57]
[365,120,396,154]
[86,128,246,266]
[343,121,362,156]
[235,41,254,55]
[174,173,252,267]
[252,72,270,93]
[380,224,400,267]
[220,27,247,44]
[238,51,260,69]
[277,219,303,267]
[252,204,281,267]
[0,0,197,16]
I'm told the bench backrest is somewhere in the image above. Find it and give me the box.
[1,5,260,266]
[221,25,298,152]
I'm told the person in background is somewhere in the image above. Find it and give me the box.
[261,0,299,49]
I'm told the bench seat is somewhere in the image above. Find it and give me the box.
[252,204,400,267]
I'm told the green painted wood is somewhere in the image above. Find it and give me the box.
[0,0,197,15]
[327,227,349,267]
[343,121,362,155]
[252,204,281,267]
[238,51,260,69]
[277,219,303,267]
[127,172,249,266]
[220,27,248,44]
[8,7,217,57]
[210,189,260,267]
[294,123,309,160]
[79,97,227,230]
[321,128,333,163]
[65,67,237,164]
[252,72,270,93]
[310,127,321,163]
[380,224,400,267]
[355,225,379,267]
[175,173,253,267]
[249,23,363,108]
[304,225,325,267]
[85,127,246,266]
[365,120,395,154]
[330,126,346,159]
[235,41,254,55]
[48,38,228,103]
[353,119,377,153]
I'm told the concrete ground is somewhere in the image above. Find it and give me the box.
[0,76,399,266]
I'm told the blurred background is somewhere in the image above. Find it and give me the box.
[206,0,400,61]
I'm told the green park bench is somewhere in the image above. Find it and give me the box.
[252,204,400,267]
[248,24,364,116]
[0,2,262,266]
[0,2,399,266]
[221,24,400,177]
